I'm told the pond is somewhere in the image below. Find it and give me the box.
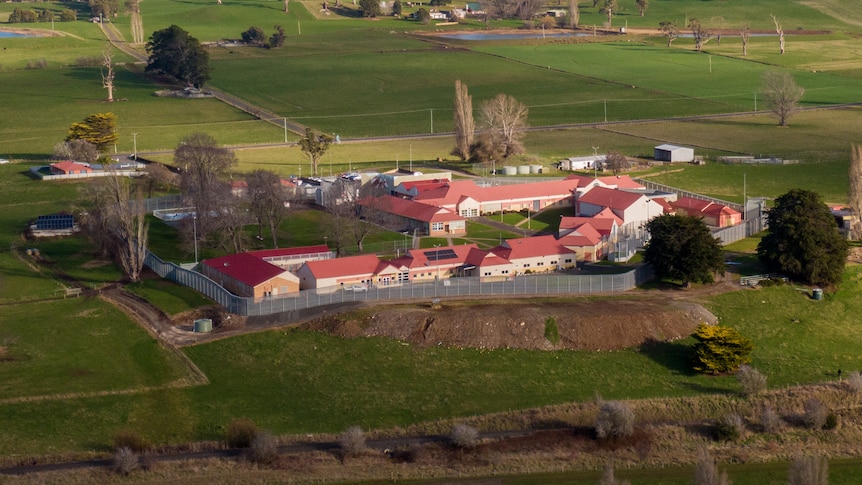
[0,31,35,38]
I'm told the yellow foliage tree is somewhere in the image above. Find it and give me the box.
[692,323,753,374]
[66,112,119,152]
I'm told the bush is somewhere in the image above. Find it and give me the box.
[788,455,828,485]
[76,56,101,67]
[714,413,744,442]
[845,371,862,393]
[695,446,730,485]
[539,16,556,30]
[415,8,430,24]
[450,423,479,449]
[113,430,150,452]
[112,447,139,476]
[759,403,782,433]
[226,418,258,448]
[803,398,828,430]
[60,9,77,21]
[248,431,279,464]
[25,59,48,70]
[338,426,366,456]
[824,412,838,430]
[736,365,767,396]
[241,26,267,46]
[544,316,560,345]
[595,401,634,440]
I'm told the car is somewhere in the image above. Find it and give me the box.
[345,284,368,292]
[0,159,9,164]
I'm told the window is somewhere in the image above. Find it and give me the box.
[565,258,572,263]
[537,262,544,266]
[502,270,509,274]
[431,222,444,231]
[551,260,557,265]
[523,263,530,268]
[484,272,491,276]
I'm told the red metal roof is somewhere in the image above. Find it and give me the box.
[247,245,331,259]
[560,216,618,236]
[391,244,478,269]
[493,235,574,260]
[201,253,290,287]
[578,186,645,210]
[361,195,464,223]
[51,160,91,173]
[302,254,387,279]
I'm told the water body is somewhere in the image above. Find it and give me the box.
[0,31,34,38]
[439,31,594,41]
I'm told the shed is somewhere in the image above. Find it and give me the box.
[654,144,694,163]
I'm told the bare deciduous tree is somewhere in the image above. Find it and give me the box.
[54,139,99,163]
[595,401,634,440]
[213,187,249,254]
[247,169,289,247]
[102,49,115,102]
[740,24,750,56]
[635,0,647,17]
[600,462,632,485]
[772,14,785,55]
[451,80,475,161]
[567,0,578,28]
[112,447,139,476]
[486,0,517,19]
[298,128,333,177]
[322,178,360,256]
[848,146,862,240]
[450,423,479,449]
[516,0,542,20]
[695,447,730,485]
[659,21,678,47]
[599,0,617,26]
[141,162,177,198]
[479,93,528,159]
[175,132,237,240]
[688,18,711,52]
[338,426,366,456]
[604,150,628,175]
[761,70,804,127]
[736,364,767,396]
[788,455,828,485]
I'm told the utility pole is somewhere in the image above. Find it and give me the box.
[283,118,287,143]
[132,132,137,160]
[430,109,433,134]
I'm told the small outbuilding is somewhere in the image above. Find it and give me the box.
[654,144,694,163]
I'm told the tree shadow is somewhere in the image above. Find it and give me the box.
[638,338,698,376]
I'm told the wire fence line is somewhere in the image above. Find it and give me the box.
[144,251,653,318]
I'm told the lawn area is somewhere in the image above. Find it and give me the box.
[126,278,214,316]
[0,298,190,400]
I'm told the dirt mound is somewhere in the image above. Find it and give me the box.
[302,297,716,351]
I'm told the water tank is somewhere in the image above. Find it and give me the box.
[502,166,517,176]
[194,318,213,333]
[812,288,823,301]
[530,164,543,174]
[517,165,530,175]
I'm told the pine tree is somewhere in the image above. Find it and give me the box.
[692,323,753,374]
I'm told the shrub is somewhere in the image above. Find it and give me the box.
[692,323,753,374]
[788,455,828,485]
[76,56,101,67]
[845,371,862,393]
[736,365,767,396]
[248,431,279,464]
[226,418,258,448]
[824,412,838,430]
[595,401,634,440]
[450,423,479,449]
[714,413,744,442]
[25,59,48,70]
[544,316,560,345]
[113,430,150,452]
[338,426,366,456]
[803,398,828,430]
[539,15,556,30]
[60,9,77,21]
[112,447,139,476]
[759,403,782,433]
[695,447,730,485]
[415,8,430,24]
[241,26,267,46]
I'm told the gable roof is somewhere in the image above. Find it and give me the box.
[390,244,477,269]
[51,160,91,173]
[671,197,741,218]
[578,186,645,211]
[464,247,512,268]
[559,223,603,247]
[560,215,619,237]
[493,235,574,260]
[362,195,464,223]
[301,254,387,279]
[202,253,291,287]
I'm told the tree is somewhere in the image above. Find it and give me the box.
[740,24,750,56]
[736,364,767,396]
[479,93,528,158]
[213,189,249,253]
[599,0,617,26]
[788,456,828,485]
[692,323,753,374]
[90,0,119,19]
[174,132,237,240]
[146,25,211,88]
[643,214,724,286]
[392,0,402,16]
[595,401,634,440]
[604,150,628,175]
[688,18,711,52]
[694,447,730,485]
[322,178,359,256]
[469,132,504,166]
[659,21,678,47]
[486,0,517,20]
[125,0,144,44]
[359,0,380,17]
[241,26,266,46]
[516,0,543,21]
[415,7,431,23]
[772,14,785,55]
[38,9,54,22]
[66,113,119,152]
[102,49,115,102]
[599,463,631,485]
[60,9,77,21]
[112,447,139,476]
[54,139,99,163]
[451,80,475,161]
[247,169,289,247]
[298,128,332,177]
[760,70,804,127]
[450,423,479,449]
[338,426,366,456]
[141,162,177,197]
[567,0,578,28]
[848,145,862,240]
[756,189,847,285]
[635,0,647,17]
[9,8,37,23]
[270,24,286,48]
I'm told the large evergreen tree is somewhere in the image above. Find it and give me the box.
[643,214,724,286]
[757,189,847,286]
[146,25,211,88]
[66,112,119,152]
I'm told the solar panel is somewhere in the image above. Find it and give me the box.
[427,249,457,261]
[35,214,74,231]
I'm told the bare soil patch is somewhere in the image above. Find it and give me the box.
[302,297,716,351]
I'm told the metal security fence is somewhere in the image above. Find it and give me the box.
[144,251,654,319]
